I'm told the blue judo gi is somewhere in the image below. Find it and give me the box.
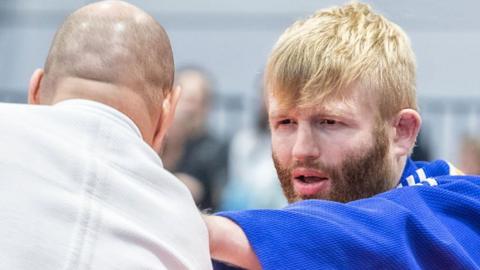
[216,159,480,269]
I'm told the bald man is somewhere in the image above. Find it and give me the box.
[0,1,211,269]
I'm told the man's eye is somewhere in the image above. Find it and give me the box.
[320,119,337,125]
[279,119,292,125]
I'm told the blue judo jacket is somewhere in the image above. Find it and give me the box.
[216,159,480,269]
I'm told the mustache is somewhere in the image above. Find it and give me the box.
[290,159,330,172]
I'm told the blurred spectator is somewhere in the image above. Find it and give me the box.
[162,66,228,210]
[220,84,286,210]
[459,135,480,175]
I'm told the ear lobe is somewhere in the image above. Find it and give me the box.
[28,69,45,105]
[392,109,422,157]
[28,68,44,104]
[152,85,182,153]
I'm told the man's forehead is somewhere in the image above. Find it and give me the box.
[266,81,377,116]
[267,93,357,117]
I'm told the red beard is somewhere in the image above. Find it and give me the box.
[273,125,394,203]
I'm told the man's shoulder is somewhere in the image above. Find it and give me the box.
[0,102,53,128]
[0,102,60,121]
[434,174,480,193]
[399,159,467,188]
[0,102,37,113]
[436,174,480,181]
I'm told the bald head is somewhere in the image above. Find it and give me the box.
[28,1,180,150]
[42,0,173,104]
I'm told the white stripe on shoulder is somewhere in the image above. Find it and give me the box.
[447,162,465,176]
[423,178,438,186]
[406,175,416,186]
[416,168,427,180]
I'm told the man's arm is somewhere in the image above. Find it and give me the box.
[204,215,261,270]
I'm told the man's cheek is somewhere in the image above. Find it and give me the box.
[271,144,285,163]
[330,145,361,166]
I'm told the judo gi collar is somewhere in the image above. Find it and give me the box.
[397,158,464,188]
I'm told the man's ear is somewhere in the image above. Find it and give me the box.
[28,69,44,105]
[152,85,181,153]
[391,109,422,158]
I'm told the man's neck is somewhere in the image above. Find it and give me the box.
[47,77,158,146]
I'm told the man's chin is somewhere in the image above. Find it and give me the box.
[288,190,331,203]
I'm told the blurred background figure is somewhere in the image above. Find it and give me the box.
[458,135,480,175]
[162,66,228,211]
[220,79,286,210]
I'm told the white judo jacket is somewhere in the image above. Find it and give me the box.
[0,99,212,270]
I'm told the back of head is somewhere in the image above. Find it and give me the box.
[265,2,417,121]
[41,0,174,107]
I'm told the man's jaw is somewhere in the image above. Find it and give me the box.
[292,168,331,199]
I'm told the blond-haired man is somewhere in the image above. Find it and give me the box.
[207,2,480,269]
[0,1,211,269]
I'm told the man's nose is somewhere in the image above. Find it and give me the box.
[292,125,320,161]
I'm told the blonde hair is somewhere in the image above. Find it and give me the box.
[265,2,417,120]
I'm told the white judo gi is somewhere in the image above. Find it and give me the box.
[0,99,212,270]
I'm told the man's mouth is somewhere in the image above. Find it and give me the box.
[296,175,328,183]
[292,168,331,197]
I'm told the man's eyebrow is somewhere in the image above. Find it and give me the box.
[269,102,357,119]
[317,102,356,118]
[269,110,289,119]
[320,108,352,117]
